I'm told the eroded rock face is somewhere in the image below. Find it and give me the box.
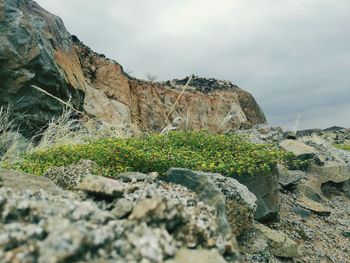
[0,0,266,136]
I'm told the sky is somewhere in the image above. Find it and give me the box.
[36,0,350,130]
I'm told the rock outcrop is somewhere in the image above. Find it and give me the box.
[0,0,266,136]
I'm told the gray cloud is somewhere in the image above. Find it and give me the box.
[36,0,350,129]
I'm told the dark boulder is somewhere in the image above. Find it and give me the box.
[0,0,85,136]
[235,168,280,222]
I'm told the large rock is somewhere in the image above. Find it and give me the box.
[254,224,299,258]
[0,0,266,136]
[277,164,305,188]
[210,173,257,236]
[307,162,350,184]
[162,168,260,237]
[279,139,317,160]
[235,168,280,222]
[77,175,124,198]
[161,168,231,238]
[43,159,100,190]
[297,162,350,200]
[0,0,85,136]
[0,169,63,195]
[296,195,331,216]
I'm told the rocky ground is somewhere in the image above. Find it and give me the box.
[276,187,350,263]
[0,126,349,263]
[237,125,350,263]
[0,165,246,263]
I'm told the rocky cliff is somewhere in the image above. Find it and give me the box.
[0,0,266,136]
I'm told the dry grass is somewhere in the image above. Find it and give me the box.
[0,106,32,163]
[0,86,130,167]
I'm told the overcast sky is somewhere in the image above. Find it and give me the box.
[36,0,350,130]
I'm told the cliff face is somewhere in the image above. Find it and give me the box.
[0,0,266,136]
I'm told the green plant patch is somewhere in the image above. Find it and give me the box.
[333,144,350,151]
[5,131,296,177]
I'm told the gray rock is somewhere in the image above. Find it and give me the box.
[44,160,100,190]
[165,248,228,263]
[292,206,311,218]
[284,131,297,140]
[111,199,134,219]
[277,164,305,187]
[211,173,257,236]
[234,168,280,222]
[307,162,350,184]
[300,137,350,163]
[38,220,86,263]
[297,162,350,200]
[254,223,299,258]
[128,197,186,229]
[0,169,63,195]
[77,175,124,198]
[297,195,331,216]
[116,172,152,183]
[280,139,317,160]
[161,168,231,238]
[237,125,284,145]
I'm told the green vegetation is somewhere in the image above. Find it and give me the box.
[334,144,350,151]
[5,131,298,177]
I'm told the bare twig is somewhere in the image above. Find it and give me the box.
[166,75,193,119]
[31,85,86,116]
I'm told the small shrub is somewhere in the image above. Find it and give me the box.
[6,131,295,177]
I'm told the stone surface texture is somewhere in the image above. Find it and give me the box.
[0,168,240,263]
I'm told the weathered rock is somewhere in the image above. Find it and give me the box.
[237,125,283,145]
[162,168,231,238]
[77,175,124,198]
[297,162,350,200]
[0,169,63,195]
[116,172,152,183]
[296,176,324,201]
[44,160,100,190]
[210,173,257,236]
[235,168,280,222]
[284,131,297,140]
[0,169,239,262]
[297,195,331,216]
[0,0,266,136]
[277,164,305,188]
[307,162,350,184]
[280,139,317,160]
[110,199,134,219]
[165,248,228,263]
[128,197,187,231]
[300,137,350,164]
[254,223,299,258]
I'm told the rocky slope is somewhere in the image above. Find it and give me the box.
[1,126,349,262]
[0,0,266,137]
